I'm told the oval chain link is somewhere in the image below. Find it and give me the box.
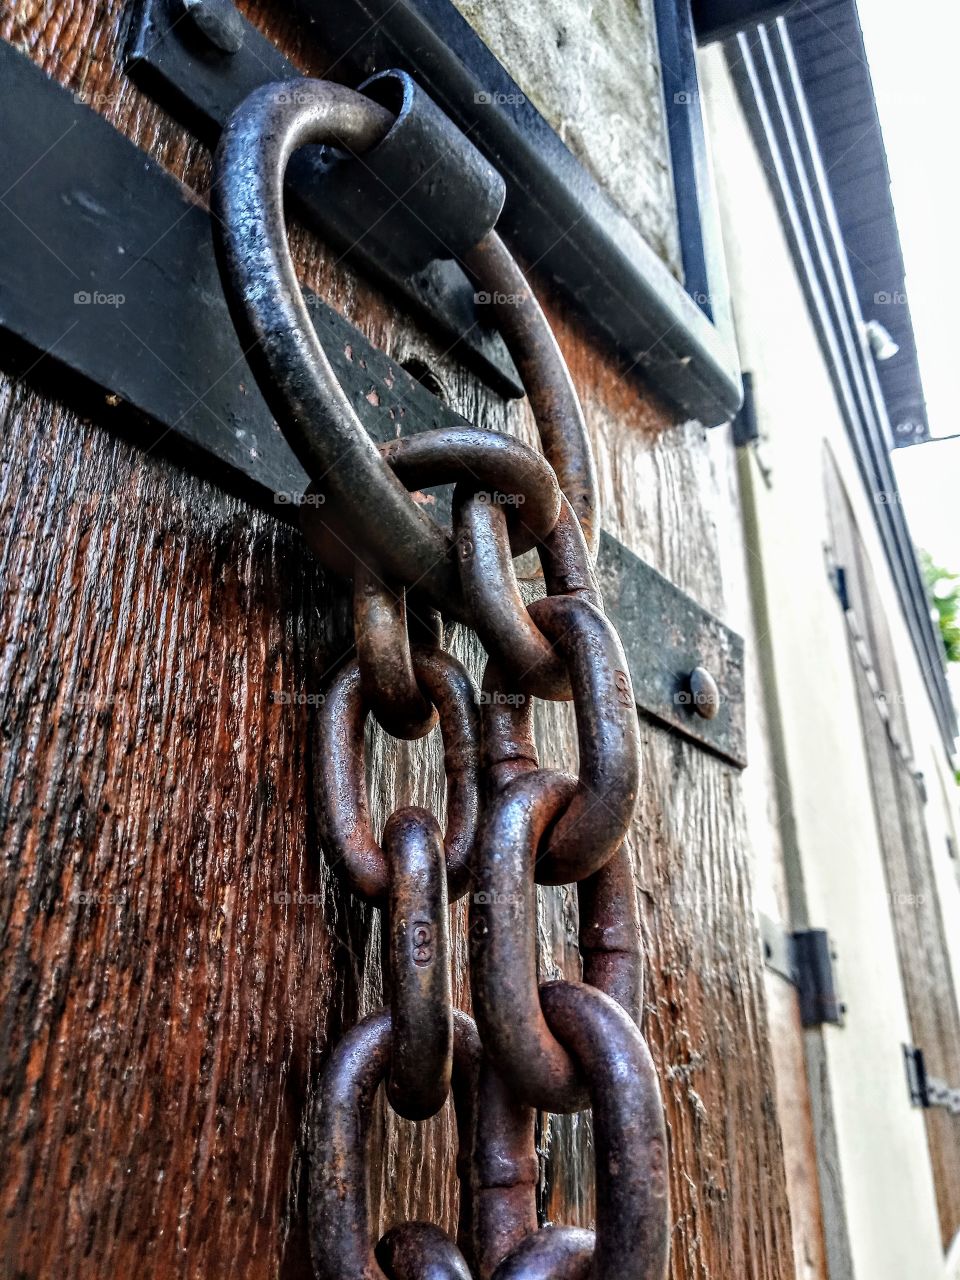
[315,649,481,905]
[213,74,668,1280]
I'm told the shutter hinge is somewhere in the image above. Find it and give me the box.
[903,1046,960,1115]
[760,915,845,1027]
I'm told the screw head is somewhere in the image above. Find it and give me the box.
[689,665,720,720]
[180,0,244,54]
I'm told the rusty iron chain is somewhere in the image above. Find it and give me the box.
[212,72,668,1280]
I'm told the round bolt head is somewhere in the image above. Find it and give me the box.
[689,665,720,720]
[181,0,244,54]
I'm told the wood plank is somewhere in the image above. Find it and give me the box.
[828,454,960,1246]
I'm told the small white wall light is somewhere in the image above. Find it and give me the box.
[864,319,900,361]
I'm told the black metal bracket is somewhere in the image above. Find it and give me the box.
[125,0,742,428]
[903,1046,960,1116]
[760,916,845,1027]
[125,0,522,399]
[0,41,747,766]
[732,372,759,447]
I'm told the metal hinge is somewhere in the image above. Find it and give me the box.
[760,915,845,1028]
[122,0,521,398]
[732,370,773,486]
[732,371,759,447]
[903,1046,960,1115]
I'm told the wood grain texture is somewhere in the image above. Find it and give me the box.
[852,661,960,1247]
[763,974,829,1279]
[0,1,795,1277]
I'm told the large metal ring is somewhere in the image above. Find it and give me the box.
[465,232,599,561]
[212,82,464,605]
[316,651,480,904]
[213,81,598,614]
[309,1010,480,1280]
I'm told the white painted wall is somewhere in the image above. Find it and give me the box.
[699,42,955,1280]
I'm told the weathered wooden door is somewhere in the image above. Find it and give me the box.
[826,453,960,1247]
[0,2,796,1277]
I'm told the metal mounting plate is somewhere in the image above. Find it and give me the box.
[124,0,522,399]
[903,1046,960,1116]
[0,41,747,767]
[759,916,845,1027]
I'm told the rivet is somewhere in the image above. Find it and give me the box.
[180,0,244,55]
[689,665,720,720]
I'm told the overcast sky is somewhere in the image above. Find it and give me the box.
[858,1,960,573]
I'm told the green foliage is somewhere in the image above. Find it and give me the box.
[921,550,960,664]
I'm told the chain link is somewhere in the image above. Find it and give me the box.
[354,565,439,740]
[213,74,669,1280]
[316,649,481,905]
